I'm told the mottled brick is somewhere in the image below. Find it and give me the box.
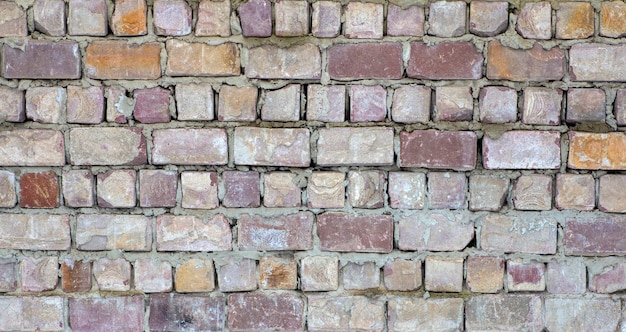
[307,172,345,208]
[157,214,231,251]
[152,128,227,165]
[153,0,191,36]
[388,298,464,332]
[34,0,66,36]
[590,261,626,293]
[466,295,542,331]
[238,212,313,251]
[567,88,606,123]
[237,0,271,37]
[434,86,473,121]
[328,43,403,80]
[0,1,26,36]
[0,87,24,122]
[388,172,425,210]
[3,41,80,79]
[470,2,508,36]
[556,2,594,39]
[481,214,557,254]
[483,131,561,169]
[0,171,15,208]
[317,127,394,166]
[469,175,509,211]
[62,170,93,208]
[600,1,626,38]
[565,216,626,256]
[275,0,308,36]
[134,259,172,293]
[67,86,104,124]
[301,256,338,292]
[96,170,136,208]
[217,259,257,292]
[343,262,379,290]
[466,256,504,293]
[400,130,476,170]
[139,170,176,208]
[522,87,562,125]
[507,260,545,291]
[569,43,626,81]
[0,130,65,166]
[479,86,517,123]
[175,83,214,121]
[166,40,240,77]
[516,2,551,39]
[196,0,230,36]
[391,85,430,123]
[599,174,626,213]
[68,0,108,36]
[384,259,422,291]
[350,85,387,122]
[308,296,385,332]
[547,259,586,294]
[181,171,218,209]
[348,171,385,209]
[93,258,131,291]
[261,84,300,121]
[259,256,297,289]
[408,41,483,79]
[222,171,260,208]
[149,294,225,331]
[568,132,626,170]
[387,4,424,36]
[175,259,215,292]
[248,43,321,78]
[429,172,467,209]
[86,41,161,79]
[228,293,303,331]
[0,259,16,292]
[218,85,257,121]
[399,212,474,251]
[545,298,620,332]
[513,174,552,211]
[264,172,301,208]
[555,174,595,211]
[61,259,92,293]
[487,41,565,81]
[311,1,341,38]
[318,213,393,253]
[344,2,383,39]
[70,296,144,332]
[428,1,466,37]
[76,214,151,251]
[21,257,58,292]
[110,0,147,36]
[0,214,70,250]
[425,256,464,292]
[0,297,64,331]
[105,86,131,123]
[306,85,345,122]
[26,87,65,124]
[20,171,59,209]
[133,87,170,123]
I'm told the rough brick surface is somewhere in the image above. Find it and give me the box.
[237,0,271,37]
[307,85,345,122]
[152,128,227,165]
[175,258,215,292]
[20,171,59,208]
[21,257,58,292]
[0,297,64,331]
[481,214,557,254]
[564,217,626,256]
[400,130,477,170]
[217,259,257,292]
[389,172,426,209]
[318,213,393,253]
[392,85,430,123]
[466,295,543,331]
[350,85,387,122]
[466,256,504,293]
[265,173,300,208]
[328,43,403,80]
[196,0,230,36]
[469,175,509,211]
[0,214,70,250]
[110,0,147,36]
[61,259,92,293]
[317,127,394,166]
[388,298,464,331]
[343,262,380,290]
[428,1,466,37]
[0,130,65,166]
[506,260,546,291]
[384,259,422,291]
[76,214,151,251]
[3,41,80,79]
[68,0,108,36]
[522,87,562,125]
[479,86,518,123]
[0,1,27,36]
[93,258,131,291]
[26,87,65,124]
[567,88,606,123]
[483,131,561,169]
[547,259,586,294]
[70,127,146,166]
[70,296,144,332]
[568,132,626,170]
[67,86,104,124]
[235,127,310,166]
[600,1,626,38]
[487,41,565,81]
[399,212,474,251]
[516,2,551,39]
[387,4,424,37]
[307,172,345,208]
[34,0,66,36]
[86,41,161,79]
[228,294,303,331]
[157,214,231,251]
[97,169,136,208]
[222,171,260,208]
[181,171,219,209]
[259,256,297,289]
[408,42,483,79]
[545,298,620,332]
[166,40,240,77]
[435,86,473,121]
[238,212,313,251]
[153,0,191,36]
[556,2,594,39]
[425,256,464,292]
[470,2,508,36]
[301,256,338,291]
[247,44,321,79]
[513,174,552,211]
[150,294,226,331]
[308,296,385,331]
[570,43,626,81]
[344,2,383,39]
[133,87,171,123]
[311,1,341,38]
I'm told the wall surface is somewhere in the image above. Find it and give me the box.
[1,0,626,330]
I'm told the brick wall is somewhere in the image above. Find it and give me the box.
[0,0,625,330]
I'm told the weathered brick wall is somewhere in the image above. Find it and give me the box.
[1,0,626,330]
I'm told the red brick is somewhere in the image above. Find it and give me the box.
[318,212,393,253]
[152,128,227,165]
[408,42,483,80]
[545,298,620,332]
[388,298,463,331]
[222,171,260,208]
[387,4,424,37]
[428,1,466,37]
[70,127,146,166]
[139,170,177,207]
[300,256,338,291]
[34,0,66,36]
[96,170,136,208]
[0,297,64,331]
[590,262,626,293]
[217,259,257,292]
[76,214,151,251]
[568,132,626,170]
[566,88,606,123]
[181,171,218,209]
[26,87,65,124]
[391,85,430,123]
[389,172,426,209]
[469,175,509,211]
[0,214,70,250]
[306,85,345,122]
[238,212,313,251]
[522,87,562,125]
[343,262,380,290]
[261,84,300,121]
[67,86,104,124]
[317,127,394,166]
[599,175,626,212]
[93,258,131,291]
[470,2,508,36]
[400,130,477,170]
[434,86,473,121]
[247,44,321,79]
[308,295,385,331]
[466,295,543,331]
[556,2,594,39]
[466,256,504,293]
[311,1,341,38]
[61,259,92,293]
[307,172,345,208]
[507,260,545,291]
[153,0,191,36]
[564,216,626,256]
[196,0,230,37]
[555,174,595,211]
[228,293,303,331]
[134,259,172,293]
[350,85,387,122]
[328,43,403,80]
[70,296,144,332]
[487,41,565,81]
[275,0,308,36]
[237,0,271,37]
[0,259,17,292]
[263,172,301,208]
[86,41,161,79]
[425,256,464,292]
[570,43,626,81]
[344,2,383,39]
[384,259,422,291]
[600,1,626,38]
[20,171,59,208]
[481,214,557,254]
[546,259,586,294]
[166,40,240,77]
[479,86,517,123]
[217,85,257,121]
[399,212,473,251]
[513,174,553,211]
[348,170,385,209]
[0,1,26,36]
[21,257,58,292]
[483,131,561,169]
[516,2,551,39]
[156,214,231,251]
[3,41,80,79]
[68,0,108,36]
[259,256,297,289]
[149,294,226,331]
[0,87,24,122]
[133,87,171,123]
[110,0,147,36]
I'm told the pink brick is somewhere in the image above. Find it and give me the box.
[399,212,474,251]
[466,256,504,293]
[301,256,338,291]
[0,171,16,208]
[317,127,394,166]
[93,258,131,291]
[153,0,191,36]
[0,259,17,292]
[481,214,557,254]
[516,2,551,39]
[344,2,383,39]
[70,296,144,332]
[469,175,509,211]
[328,43,403,80]
[311,1,341,38]
[408,42,483,79]
[152,128,227,165]
[238,212,313,251]
[470,1,508,36]
[389,172,425,209]
[600,175,626,212]
[175,83,214,121]
[428,1,466,37]
[67,86,104,124]
[308,296,385,331]
[0,297,64,331]
[68,0,108,36]
[391,86,430,123]
[218,85,257,121]
[34,0,66,36]
[318,213,393,253]
[275,0,308,36]
[348,170,385,209]
[222,171,260,208]
[555,174,595,211]
[487,41,565,81]
[157,214,231,251]
[62,170,94,207]
[564,216,626,256]
[343,262,379,290]
[26,87,65,124]
[133,87,170,123]
[0,87,24,122]
[384,259,422,291]
[149,294,226,331]
[3,41,80,79]
[110,0,147,36]
[306,85,345,122]
[196,0,230,37]
[237,0,271,37]
[261,84,300,121]
[235,127,310,166]
[545,298,620,332]
[387,4,424,36]
[400,130,477,170]
[134,259,172,293]
[479,86,517,123]
[264,172,301,208]
[97,170,136,208]
[466,295,543,331]
[307,172,345,208]
[483,131,561,169]
[350,85,387,122]
[590,262,626,293]
[76,214,151,251]
[388,298,464,331]
[228,294,303,331]
[425,256,464,292]
[566,88,606,123]
[105,86,130,123]
[0,1,26,36]
[21,257,58,292]
[69,127,146,166]
[0,130,65,166]
[507,260,546,291]
[522,87,562,125]
[547,259,586,294]
[513,174,552,211]
[247,44,321,79]
[181,171,219,209]
[217,259,257,292]
[139,170,177,207]
[434,86,473,121]
[428,172,467,209]
[0,214,70,250]
[570,44,626,81]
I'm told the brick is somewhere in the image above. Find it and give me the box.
[228,293,303,331]
[570,43,626,81]
[487,41,565,81]
[222,171,260,208]
[600,175,626,212]
[176,83,214,121]
[513,174,552,211]
[545,298,620,332]
[21,257,58,292]
[348,171,385,209]
[311,1,341,38]
[153,0,191,35]
[507,260,545,291]
[235,127,310,166]
[34,0,66,36]
[156,214,231,251]
[522,87,562,125]
[261,84,300,121]
[384,259,422,291]
[434,86,473,121]
[516,2,551,39]
[590,262,626,293]
[389,172,425,210]
[556,2,594,39]
[469,175,509,211]
[0,214,70,250]
[479,86,517,123]
[68,0,107,36]
[19,171,58,209]
[317,127,394,166]
[466,256,504,293]
[547,259,586,294]
[568,132,626,170]
[300,256,338,291]
[399,212,474,251]
[3,41,80,79]
[175,259,215,292]
[25,87,64,124]
[0,171,15,208]
[67,86,104,124]
[237,0,271,37]
[196,0,230,36]
[343,262,380,290]
[466,295,542,331]
[306,85,345,122]
[483,131,561,169]
[391,86,430,123]
[139,170,177,207]
[400,130,477,171]
[96,170,136,208]
[308,296,385,331]
[181,172,218,209]
[149,294,226,331]
[217,259,257,292]
[428,1,466,37]
[133,87,170,123]
[152,128,227,165]
[86,41,161,79]
[0,1,26,36]
[62,170,93,207]
[134,259,172,293]
[259,256,297,289]
[481,214,557,254]
[425,256,463,292]
[429,172,467,209]
[408,41,483,79]
[615,89,626,125]
[70,296,144,332]
[61,259,92,293]
[565,216,626,256]
[388,298,464,332]
[387,4,424,37]
[93,258,131,291]
[0,87,24,122]
[600,1,626,38]
[76,214,151,251]
[110,0,147,36]
[350,85,387,122]
[105,86,131,123]
[344,2,383,39]
[555,174,595,210]
[328,43,403,80]
[218,85,257,121]
[0,297,64,331]
[166,40,240,77]
[567,88,606,123]
[0,259,16,292]
[238,212,313,251]
[275,0,308,36]
[470,2,508,36]
[247,44,321,79]
[307,172,345,208]
[318,213,393,253]
[264,172,301,208]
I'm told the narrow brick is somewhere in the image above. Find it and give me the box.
[466,256,504,293]
[466,295,542,331]
[68,0,108,36]
[21,257,58,292]
[388,298,464,332]
[306,85,345,122]
[301,256,338,291]
[3,41,80,79]
[152,128,227,165]
[196,0,230,37]
[400,130,477,170]
[307,172,345,208]
[176,83,214,121]
[566,88,606,123]
[487,41,565,81]
[0,214,70,250]
[516,2,551,39]
[350,85,387,122]
[76,214,151,251]
[615,89,626,125]
[175,259,215,292]
[134,259,172,293]
[0,129,64,166]
[387,4,424,37]
[522,87,562,125]
[86,41,161,79]
[513,174,552,211]
[570,43,626,81]
[308,296,385,332]
[93,258,131,291]
[555,174,595,211]
[0,1,27,36]
[434,86,473,121]
[0,87,24,122]
[156,214,231,251]
[546,259,586,294]
[469,175,509,211]
[238,212,313,251]
[96,170,136,208]
[317,127,394,166]
[110,0,147,36]
[235,127,311,166]
[217,85,257,121]
[545,298,620,332]
[600,1,626,38]
[20,171,59,208]
[259,256,297,289]
[67,86,104,124]
[0,171,16,208]
[399,212,474,251]
[348,170,385,209]
[483,131,561,169]
[428,1,466,37]
[0,259,17,292]
[343,262,380,290]
[507,260,546,291]
[149,294,226,331]
[479,86,518,123]
[392,85,430,123]
[139,170,177,208]
[568,132,626,170]
[133,87,171,124]
[556,2,594,39]
[217,259,257,292]
[318,212,393,253]
[0,297,64,331]
[384,259,422,291]
[328,43,403,80]
[181,171,218,209]
[389,172,426,209]
[70,296,144,332]
[481,214,557,254]
[166,40,240,77]
[61,259,92,293]
[275,0,308,36]
[344,2,383,39]
[247,44,321,79]
[237,0,271,37]
[261,84,300,121]
[153,0,191,36]
[263,172,301,208]
[228,294,303,331]
[470,1,508,36]
[70,128,146,166]
[34,0,66,36]
[408,42,483,80]
[425,256,464,292]
[311,1,341,38]
[105,86,130,123]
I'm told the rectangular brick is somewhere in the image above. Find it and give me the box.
[547,259,586,294]
[21,256,58,292]
[507,259,546,291]
[2,41,80,79]
[69,127,147,165]
[388,298,464,332]
[408,42,483,79]
[317,127,394,166]
[234,127,310,167]
[466,295,542,331]
[318,212,393,253]
[156,214,231,251]
[481,214,557,254]
[217,259,257,292]
[70,296,144,332]
[589,261,626,293]
[0,297,64,331]
[301,256,339,291]
[152,128,227,165]
[564,216,626,256]
[76,214,152,251]
[166,40,239,76]
[483,131,561,169]
[20,171,59,209]
[466,256,504,293]
[545,298,620,332]
[570,44,626,81]
[149,294,226,331]
[399,212,474,251]
[425,256,464,292]
[238,212,314,251]
[400,130,477,170]
[196,0,230,37]
[228,293,303,331]
[223,171,260,208]
[0,129,65,166]
[86,41,161,79]
[247,43,321,79]
[237,0,271,37]
[62,259,92,293]
[568,132,626,170]
[328,43,403,80]
[153,0,191,36]
[344,2,383,38]
[0,214,70,250]
[487,41,565,81]
[175,258,215,292]
[259,256,297,290]
[308,296,385,331]
[343,261,380,290]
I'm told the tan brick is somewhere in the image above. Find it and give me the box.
[516,2,551,39]
[234,127,309,167]
[0,214,70,250]
[97,170,136,208]
[0,1,26,36]
[70,127,146,165]
[308,296,385,331]
[556,2,594,39]
[26,87,65,124]
[481,214,557,254]
[110,0,147,36]
[93,258,131,291]
[555,174,595,211]
[466,256,504,293]
[599,175,626,213]
[263,172,301,208]
[388,298,464,331]
[317,127,394,166]
[0,297,64,331]
[425,256,464,292]
[568,132,626,170]
[86,41,161,79]
[487,41,565,81]
[307,172,345,209]
[259,256,297,289]
[181,172,219,209]
[0,129,65,166]
[175,259,215,292]
[166,40,239,77]
[134,259,172,293]
[600,1,626,38]
[217,85,257,121]
[344,2,383,39]
[384,259,422,291]
[348,171,385,209]
[76,214,151,251]
[247,44,321,79]
[300,256,338,292]
[0,171,16,208]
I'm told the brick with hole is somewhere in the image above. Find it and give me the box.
[93,258,131,291]
[217,259,257,292]
[175,258,215,292]
[311,1,341,38]
[20,171,59,209]
[110,0,147,36]
[156,214,231,252]
[69,296,144,332]
[21,257,58,292]
[68,0,108,36]
[222,171,260,208]
[238,212,313,251]
[76,214,151,251]
[196,0,231,37]
[259,256,297,289]
[308,296,385,332]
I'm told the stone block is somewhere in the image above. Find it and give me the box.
[93,258,131,291]
[388,172,426,209]
[469,175,509,211]
[238,212,313,251]
[157,214,231,251]
[196,0,230,36]
[217,259,256,292]
[391,85,430,123]
[348,170,385,209]
[153,0,191,36]
[350,85,387,122]
[555,174,595,210]
[21,257,58,292]
[26,87,65,124]
[387,4,424,36]
[513,174,552,211]
[343,262,380,290]
[428,1,466,37]
[134,259,172,293]
[344,2,383,39]
[479,86,517,123]
[222,171,260,208]
[110,0,147,36]
[399,212,474,251]
[175,259,215,292]
[66,86,104,124]
[522,87,562,125]
[466,255,504,293]
[175,83,214,121]
[263,172,301,208]
[133,87,171,123]
[68,0,108,36]
[218,86,257,121]
[259,256,297,289]
[434,86,473,121]
[507,259,546,291]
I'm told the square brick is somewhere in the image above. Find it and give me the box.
[153,0,191,36]
[21,257,58,292]
[93,258,131,291]
[348,170,385,209]
[34,0,65,36]
[507,260,545,292]
[110,0,147,36]
[261,84,300,121]
[428,172,467,210]
[175,259,215,292]
[516,2,551,39]
[522,87,562,125]
[134,259,172,293]
[105,86,131,123]
[470,1,508,37]
[343,262,379,290]
[0,1,27,36]
[26,87,65,124]
[67,86,104,124]
[307,172,345,208]
[264,172,301,208]
[0,171,16,208]
[614,89,626,126]
[388,172,426,209]
[0,259,17,292]
[62,170,94,207]
[20,172,59,208]
[429,1,466,37]
[350,85,386,122]
[387,4,424,36]
[259,256,297,290]
[133,87,171,124]
[589,261,626,293]
[513,174,552,211]
[425,256,463,293]
[237,0,271,37]
[139,170,177,207]
[469,175,509,211]
[479,86,517,123]
[466,256,504,293]
[196,0,230,36]
[384,259,422,291]
[97,170,136,208]
[555,174,595,211]
[275,0,308,36]
[556,2,594,39]
[301,256,338,291]
[391,85,430,123]
[306,85,345,122]
[217,259,257,292]
[0,87,24,122]
[600,1,626,38]
[599,174,626,213]
[566,88,606,123]
[68,0,108,36]
[175,83,214,121]
[61,259,92,293]
[547,259,586,294]
[218,86,257,121]
[181,172,218,209]
[344,2,383,39]
[435,86,473,121]
[312,1,341,38]
[222,171,260,208]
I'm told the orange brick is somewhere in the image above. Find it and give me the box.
[86,41,161,79]
[568,132,626,170]
[259,256,297,290]
[556,2,594,39]
[600,1,626,38]
[165,40,240,77]
[175,259,215,292]
[110,0,148,36]
[487,41,564,81]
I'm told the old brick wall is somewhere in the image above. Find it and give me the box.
[1,0,626,330]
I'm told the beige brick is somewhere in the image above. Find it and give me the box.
[175,259,215,292]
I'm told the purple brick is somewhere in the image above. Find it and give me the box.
[70,296,144,332]
[156,214,232,251]
[275,0,308,36]
[479,86,517,123]
[62,170,94,207]
[400,130,477,170]
[228,294,303,331]
[0,259,17,292]
[428,1,466,37]
[428,172,467,209]
[222,171,260,208]
[392,85,430,123]
[0,1,26,36]
[343,262,380,290]
[513,174,553,211]
[389,172,426,209]
[318,212,393,253]
[564,216,626,256]
[237,0,271,37]
[434,86,473,121]
[408,42,483,80]
[21,257,58,292]
[196,0,230,37]
[217,259,257,292]
[350,85,387,122]
[67,86,104,124]
[181,171,219,209]
[34,0,66,36]
[238,212,313,251]
[97,170,136,208]
[152,128,227,165]
[0,87,24,122]
[133,87,170,123]
[0,297,64,331]
[481,214,557,254]
[312,1,341,38]
[470,1,508,36]
[134,259,172,293]
[328,43,403,80]
[522,87,562,125]
[139,170,177,207]
[149,294,226,331]
[387,4,424,36]
[547,259,586,294]
[306,85,345,122]
[466,295,543,331]
[507,260,546,291]
[344,2,383,39]
[483,131,561,169]
[153,0,191,36]
[590,262,626,293]
[566,88,606,123]
[399,212,474,251]
[26,87,65,124]
[425,256,464,292]
[68,0,108,36]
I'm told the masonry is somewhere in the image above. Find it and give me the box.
[0,0,625,330]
